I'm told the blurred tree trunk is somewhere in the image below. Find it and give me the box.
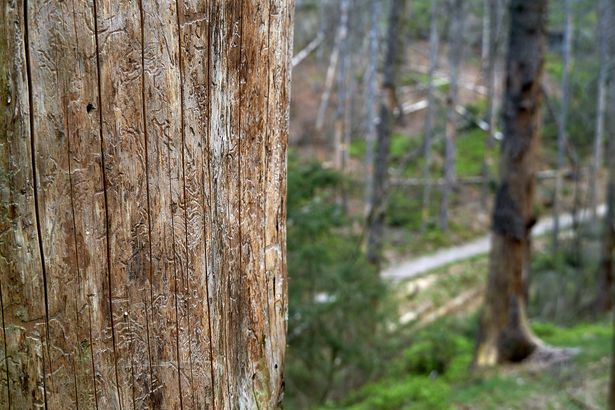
[474,0,547,367]
[590,0,612,226]
[315,0,348,134]
[439,0,465,231]
[552,0,574,253]
[595,93,615,313]
[420,0,440,231]
[364,0,381,218]
[333,1,350,172]
[480,0,499,208]
[610,307,615,409]
[0,0,293,408]
[367,0,408,267]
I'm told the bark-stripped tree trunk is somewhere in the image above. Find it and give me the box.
[366,0,408,267]
[474,0,547,367]
[0,0,294,408]
[420,0,440,231]
[590,0,612,226]
[439,0,465,231]
[552,0,574,252]
[364,0,381,218]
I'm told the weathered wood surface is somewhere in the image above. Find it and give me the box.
[0,0,293,408]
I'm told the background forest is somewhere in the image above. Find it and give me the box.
[284,0,615,408]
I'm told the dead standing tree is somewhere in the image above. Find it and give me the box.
[474,0,548,367]
[0,0,293,408]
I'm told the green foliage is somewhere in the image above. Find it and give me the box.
[333,318,476,410]
[349,138,366,158]
[455,124,501,178]
[385,191,422,228]
[397,323,471,376]
[285,153,393,408]
[331,312,612,410]
[529,235,601,324]
[390,133,422,162]
[343,377,452,410]
[401,71,430,88]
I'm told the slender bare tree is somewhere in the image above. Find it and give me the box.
[421,0,440,230]
[590,0,612,226]
[315,0,349,134]
[552,0,574,252]
[367,0,408,267]
[439,0,466,231]
[364,0,382,218]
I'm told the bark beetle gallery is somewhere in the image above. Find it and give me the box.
[0,0,294,408]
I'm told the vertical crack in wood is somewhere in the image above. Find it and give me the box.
[62,79,83,410]
[175,1,197,407]
[163,29,185,408]
[91,0,122,405]
[0,283,10,409]
[22,2,50,407]
[136,0,155,402]
[86,302,99,410]
[204,1,217,406]
[67,0,99,405]
[265,0,275,380]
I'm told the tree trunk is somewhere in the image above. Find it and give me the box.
[439,0,465,231]
[552,0,574,253]
[420,0,440,231]
[610,303,615,409]
[480,0,499,208]
[366,0,408,267]
[595,79,615,313]
[315,0,348,134]
[333,0,350,173]
[364,0,381,218]
[474,0,547,367]
[0,0,293,408]
[590,0,612,227]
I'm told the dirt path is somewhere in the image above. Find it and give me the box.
[382,205,606,281]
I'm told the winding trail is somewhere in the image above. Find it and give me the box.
[382,205,606,281]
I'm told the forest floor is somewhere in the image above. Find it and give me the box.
[332,241,612,409]
[332,316,612,409]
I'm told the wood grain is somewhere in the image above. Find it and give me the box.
[1,0,293,407]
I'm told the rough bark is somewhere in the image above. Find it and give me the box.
[552,0,573,252]
[439,0,465,231]
[0,0,293,408]
[474,0,547,367]
[420,0,440,231]
[366,0,408,267]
